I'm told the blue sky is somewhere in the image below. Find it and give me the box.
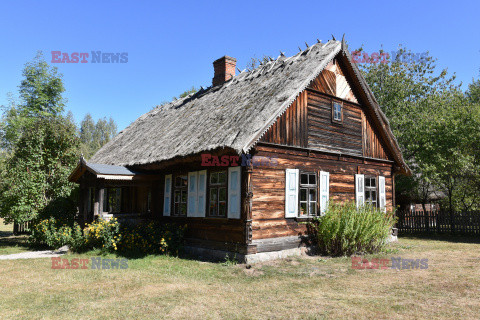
[0,0,479,131]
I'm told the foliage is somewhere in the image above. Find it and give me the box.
[70,223,87,252]
[79,113,117,159]
[0,51,81,225]
[172,86,198,101]
[29,217,84,250]
[0,117,80,224]
[19,51,66,117]
[84,218,122,252]
[118,221,186,256]
[0,51,66,151]
[467,79,480,104]
[245,55,273,70]
[358,45,480,210]
[311,202,396,256]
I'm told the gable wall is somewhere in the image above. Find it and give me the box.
[260,91,308,148]
[259,58,391,161]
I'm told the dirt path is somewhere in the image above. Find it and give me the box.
[0,246,68,260]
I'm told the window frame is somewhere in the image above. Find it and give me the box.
[172,174,188,217]
[103,187,122,213]
[332,100,343,124]
[364,176,378,208]
[299,171,318,217]
[207,170,228,218]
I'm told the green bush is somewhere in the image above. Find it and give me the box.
[84,218,121,252]
[69,223,87,252]
[311,202,396,256]
[30,217,185,255]
[30,217,76,249]
[118,221,186,256]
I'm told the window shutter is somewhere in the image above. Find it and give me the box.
[379,176,386,212]
[163,174,172,216]
[319,171,330,214]
[227,167,241,219]
[285,169,299,218]
[197,170,207,217]
[355,174,365,208]
[187,171,198,217]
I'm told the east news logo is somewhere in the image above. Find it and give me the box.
[51,257,128,269]
[51,51,128,63]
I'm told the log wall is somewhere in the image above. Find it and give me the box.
[250,144,394,240]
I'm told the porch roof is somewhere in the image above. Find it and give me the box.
[68,157,143,183]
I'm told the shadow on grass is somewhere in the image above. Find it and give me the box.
[0,230,13,238]
[399,232,480,244]
[114,249,229,264]
[0,235,32,253]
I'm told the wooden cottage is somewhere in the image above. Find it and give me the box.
[69,38,410,262]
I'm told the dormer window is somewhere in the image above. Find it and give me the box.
[332,101,343,123]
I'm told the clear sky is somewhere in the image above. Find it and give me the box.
[0,0,479,131]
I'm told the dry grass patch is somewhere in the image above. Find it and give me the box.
[0,236,478,319]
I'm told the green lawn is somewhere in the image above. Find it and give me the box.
[0,236,479,319]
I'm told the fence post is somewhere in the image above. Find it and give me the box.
[425,210,429,232]
[436,211,440,233]
[450,210,455,235]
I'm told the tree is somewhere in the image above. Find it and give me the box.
[0,117,80,224]
[356,45,480,210]
[466,79,480,104]
[0,52,79,225]
[18,51,66,118]
[79,114,117,159]
[1,51,66,151]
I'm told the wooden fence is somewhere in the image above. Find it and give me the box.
[397,210,480,235]
[13,221,32,235]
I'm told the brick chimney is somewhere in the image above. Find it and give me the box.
[212,56,236,86]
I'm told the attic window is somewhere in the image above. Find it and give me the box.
[332,101,343,123]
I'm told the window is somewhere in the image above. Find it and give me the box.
[173,175,188,216]
[87,188,94,214]
[209,171,227,217]
[299,172,317,216]
[332,101,343,123]
[103,188,122,213]
[365,176,377,207]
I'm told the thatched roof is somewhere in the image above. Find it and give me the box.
[90,39,410,174]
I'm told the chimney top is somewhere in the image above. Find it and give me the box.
[212,56,236,86]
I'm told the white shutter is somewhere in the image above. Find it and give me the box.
[187,171,198,217]
[319,171,330,214]
[197,170,207,217]
[379,176,386,212]
[227,167,241,219]
[163,174,172,216]
[285,169,299,218]
[355,174,365,208]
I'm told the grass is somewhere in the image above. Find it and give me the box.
[0,218,30,255]
[0,235,479,319]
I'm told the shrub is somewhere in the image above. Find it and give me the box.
[311,202,396,256]
[84,218,121,252]
[30,217,73,249]
[30,217,185,255]
[118,221,186,256]
[69,223,87,252]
